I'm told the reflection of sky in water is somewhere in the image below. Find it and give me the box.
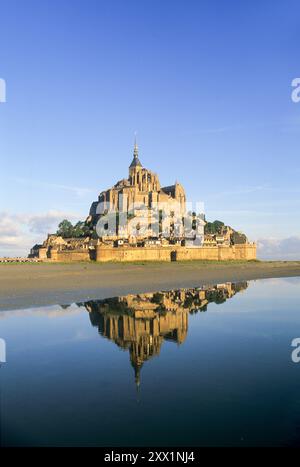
[1,278,300,447]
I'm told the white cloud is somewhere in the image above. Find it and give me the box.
[0,210,82,257]
[26,210,79,234]
[257,236,300,260]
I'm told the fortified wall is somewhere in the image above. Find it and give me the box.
[46,243,256,262]
[95,243,256,262]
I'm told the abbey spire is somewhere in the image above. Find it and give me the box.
[133,135,138,158]
[129,135,142,168]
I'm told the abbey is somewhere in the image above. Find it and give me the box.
[89,139,186,218]
[87,139,188,242]
[29,140,256,262]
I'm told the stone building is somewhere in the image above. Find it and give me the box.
[87,140,188,241]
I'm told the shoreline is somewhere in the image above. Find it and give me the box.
[0,260,300,311]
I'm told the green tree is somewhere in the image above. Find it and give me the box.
[56,219,74,238]
[56,219,91,238]
[204,220,225,235]
[73,221,90,238]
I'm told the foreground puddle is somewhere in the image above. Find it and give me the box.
[1,278,300,447]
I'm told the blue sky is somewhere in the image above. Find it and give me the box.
[0,0,300,258]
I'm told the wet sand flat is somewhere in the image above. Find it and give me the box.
[0,260,300,310]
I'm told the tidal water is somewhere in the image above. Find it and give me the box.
[1,277,300,447]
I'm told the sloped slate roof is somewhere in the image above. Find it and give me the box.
[129,156,142,168]
[161,185,176,196]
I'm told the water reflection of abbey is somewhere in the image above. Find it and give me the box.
[81,282,248,387]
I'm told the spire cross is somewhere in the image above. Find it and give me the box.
[134,132,138,158]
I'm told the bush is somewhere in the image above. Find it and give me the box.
[204,220,224,234]
[56,219,90,238]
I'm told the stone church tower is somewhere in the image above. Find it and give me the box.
[88,140,186,240]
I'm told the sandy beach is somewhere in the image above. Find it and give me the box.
[0,260,299,310]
